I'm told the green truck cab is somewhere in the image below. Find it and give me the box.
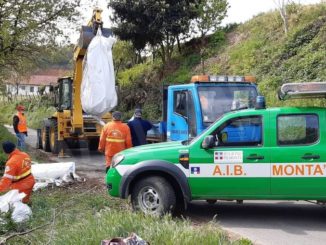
[106,82,326,215]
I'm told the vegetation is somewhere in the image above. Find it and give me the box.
[113,3,326,119]
[0,124,16,168]
[109,0,229,64]
[0,183,251,245]
[0,96,56,129]
[0,0,80,82]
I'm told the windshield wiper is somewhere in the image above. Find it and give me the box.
[230,106,248,112]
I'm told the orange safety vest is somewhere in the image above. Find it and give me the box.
[0,149,35,203]
[17,112,27,133]
[98,121,132,166]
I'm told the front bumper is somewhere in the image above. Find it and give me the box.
[106,167,122,197]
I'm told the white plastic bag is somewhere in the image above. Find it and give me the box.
[31,162,75,180]
[31,162,84,191]
[0,190,32,223]
[81,29,117,116]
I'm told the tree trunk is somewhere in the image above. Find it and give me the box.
[275,0,289,36]
[176,36,182,54]
[159,43,166,65]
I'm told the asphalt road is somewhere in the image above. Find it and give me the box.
[5,125,326,244]
[185,200,326,245]
[4,125,106,173]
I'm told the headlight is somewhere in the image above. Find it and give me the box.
[111,154,125,168]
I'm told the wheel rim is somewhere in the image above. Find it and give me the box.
[138,186,160,213]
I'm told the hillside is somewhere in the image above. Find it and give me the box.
[116,3,326,120]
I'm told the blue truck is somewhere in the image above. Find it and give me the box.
[147,75,259,142]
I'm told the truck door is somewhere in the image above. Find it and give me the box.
[189,113,271,198]
[270,111,326,197]
[167,89,196,141]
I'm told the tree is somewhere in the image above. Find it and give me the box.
[112,40,137,76]
[274,0,290,35]
[0,0,81,81]
[192,0,229,38]
[191,0,229,74]
[109,0,200,64]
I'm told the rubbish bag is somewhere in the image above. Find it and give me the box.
[31,162,84,191]
[0,190,32,223]
[81,29,117,116]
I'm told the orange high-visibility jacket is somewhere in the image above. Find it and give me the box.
[98,121,132,166]
[0,149,35,203]
[17,112,27,133]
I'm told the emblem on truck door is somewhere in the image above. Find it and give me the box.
[214,151,243,163]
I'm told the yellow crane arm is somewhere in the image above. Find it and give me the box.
[71,8,111,135]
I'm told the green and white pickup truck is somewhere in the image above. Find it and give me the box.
[106,82,326,215]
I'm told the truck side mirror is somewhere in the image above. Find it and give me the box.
[202,135,216,149]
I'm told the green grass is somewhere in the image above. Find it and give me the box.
[116,3,326,119]
[0,124,16,168]
[0,96,56,129]
[2,183,251,245]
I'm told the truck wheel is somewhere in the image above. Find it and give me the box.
[49,119,59,154]
[36,129,43,149]
[131,176,176,216]
[41,123,51,152]
[88,138,99,151]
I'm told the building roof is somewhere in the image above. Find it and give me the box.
[6,69,70,86]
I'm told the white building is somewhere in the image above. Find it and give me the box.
[5,69,70,96]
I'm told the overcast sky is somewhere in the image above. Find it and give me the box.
[70,0,322,43]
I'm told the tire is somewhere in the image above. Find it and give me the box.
[88,138,99,151]
[36,129,43,149]
[41,122,51,152]
[49,119,59,154]
[131,176,176,216]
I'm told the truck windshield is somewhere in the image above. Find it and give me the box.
[198,85,257,124]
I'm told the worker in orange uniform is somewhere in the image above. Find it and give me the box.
[13,104,28,150]
[98,111,132,172]
[0,141,35,203]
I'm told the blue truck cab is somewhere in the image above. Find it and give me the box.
[147,75,259,142]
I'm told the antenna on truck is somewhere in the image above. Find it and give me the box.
[278,82,326,100]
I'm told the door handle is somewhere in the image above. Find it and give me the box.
[246,154,264,160]
[302,154,320,160]
[171,122,175,126]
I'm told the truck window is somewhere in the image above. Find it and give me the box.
[174,91,187,117]
[214,116,262,147]
[198,86,257,124]
[277,114,319,145]
[173,90,197,138]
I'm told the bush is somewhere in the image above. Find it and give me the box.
[0,96,56,129]
[0,125,16,169]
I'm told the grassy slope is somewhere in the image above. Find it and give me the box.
[204,3,326,107]
[2,182,250,245]
[115,3,326,119]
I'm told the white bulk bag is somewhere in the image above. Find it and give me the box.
[81,30,117,116]
[0,190,32,223]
